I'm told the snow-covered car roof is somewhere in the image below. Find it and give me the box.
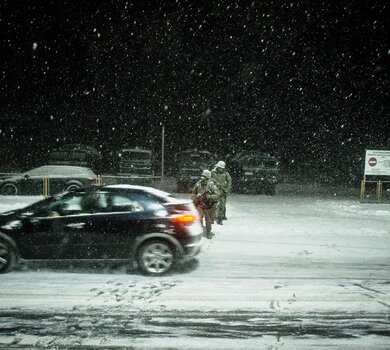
[26,165,96,176]
[102,185,190,204]
[103,184,174,199]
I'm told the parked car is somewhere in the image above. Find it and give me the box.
[0,184,204,275]
[0,165,97,196]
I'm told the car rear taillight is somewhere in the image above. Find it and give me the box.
[169,213,197,224]
[165,201,200,225]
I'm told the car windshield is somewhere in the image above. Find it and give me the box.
[16,196,58,214]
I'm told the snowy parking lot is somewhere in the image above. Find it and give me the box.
[0,192,389,349]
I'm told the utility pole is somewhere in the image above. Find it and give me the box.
[161,125,165,183]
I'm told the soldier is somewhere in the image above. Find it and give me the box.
[211,160,232,225]
[191,169,220,239]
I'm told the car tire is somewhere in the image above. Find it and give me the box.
[0,239,16,273]
[1,183,18,196]
[137,240,176,276]
[65,182,82,192]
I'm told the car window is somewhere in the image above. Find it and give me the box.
[95,191,166,213]
[131,192,166,210]
[63,195,83,211]
[96,192,145,212]
[40,191,164,216]
[43,193,95,216]
[113,194,144,212]
[58,194,83,214]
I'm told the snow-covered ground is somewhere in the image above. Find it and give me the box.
[0,192,389,349]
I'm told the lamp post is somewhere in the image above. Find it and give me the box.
[161,125,165,184]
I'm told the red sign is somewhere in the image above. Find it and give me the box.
[368,157,377,167]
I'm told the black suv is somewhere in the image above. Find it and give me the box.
[0,185,204,276]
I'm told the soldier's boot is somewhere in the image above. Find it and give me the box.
[204,230,213,239]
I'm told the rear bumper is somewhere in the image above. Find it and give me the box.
[180,236,205,262]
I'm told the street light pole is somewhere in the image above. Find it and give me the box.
[161,125,165,184]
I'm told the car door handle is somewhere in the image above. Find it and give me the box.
[66,223,86,229]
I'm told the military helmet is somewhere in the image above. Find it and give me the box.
[215,160,226,169]
[201,169,211,179]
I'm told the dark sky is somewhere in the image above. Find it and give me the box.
[1,0,389,180]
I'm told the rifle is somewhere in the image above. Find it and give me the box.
[194,185,217,209]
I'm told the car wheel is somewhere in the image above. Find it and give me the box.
[137,240,175,276]
[0,239,16,273]
[1,183,18,196]
[65,182,82,192]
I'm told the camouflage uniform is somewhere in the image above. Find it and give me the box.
[211,161,232,224]
[191,170,220,238]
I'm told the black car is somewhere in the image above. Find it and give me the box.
[0,165,97,196]
[0,185,204,276]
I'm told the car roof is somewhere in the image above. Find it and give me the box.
[176,149,213,155]
[52,144,99,151]
[120,148,151,152]
[26,165,96,175]
[102,184,171,198]
[39,165,91,170]
[31,165,95,172]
